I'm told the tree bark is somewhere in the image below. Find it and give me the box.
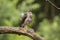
[0,26,44,40]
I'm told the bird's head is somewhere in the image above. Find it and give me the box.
[26,11,32,17]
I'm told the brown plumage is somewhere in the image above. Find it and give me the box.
[20,11,32,27]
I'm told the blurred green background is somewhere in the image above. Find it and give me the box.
[0,0,60,40]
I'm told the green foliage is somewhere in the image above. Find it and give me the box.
[0,0,60,40]
[0,0,39,40]
[38,16,60,40]
[18,0,40,12]
[0,0,19,26]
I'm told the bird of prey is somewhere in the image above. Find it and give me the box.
[20,11,32,28]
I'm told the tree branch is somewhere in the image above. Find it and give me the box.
[45,0,60,10]
[0,26,44,40]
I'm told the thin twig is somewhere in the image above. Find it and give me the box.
[45,0,60,9]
